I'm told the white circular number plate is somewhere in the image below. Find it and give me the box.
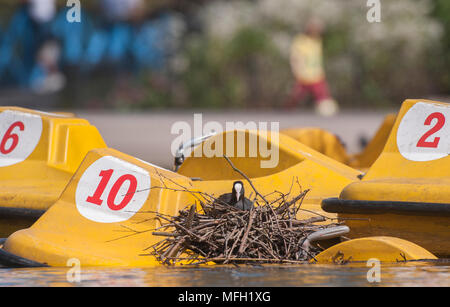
[0,111,43,167]
[76,156,151,223]
[397,102,450,161]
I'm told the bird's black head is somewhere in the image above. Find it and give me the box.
[231,181,245,202]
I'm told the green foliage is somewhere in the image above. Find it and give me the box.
[431,0,450,91]
[114,0,449,109]
[179,27,290,109]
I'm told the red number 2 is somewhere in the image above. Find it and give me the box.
[86,169,138,211]
[416,112,446,148]
[0,121,25,154]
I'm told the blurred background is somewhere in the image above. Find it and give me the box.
[1,0,450,166]
[0,0,449,110]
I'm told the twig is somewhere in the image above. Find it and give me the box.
[222,155,269,204]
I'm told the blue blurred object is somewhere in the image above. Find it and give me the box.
[84,28,109,67]
[131,15,172,71]
[0,5,181,90]
[51,8,94,66]
[0,6,38,86]
[100,0,142,22]
[108,23,133,64]
[85,22,133,68]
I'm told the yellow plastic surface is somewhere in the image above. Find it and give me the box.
[178,130,361,212]
[341,100,450,203]
[333,213,449,258]
[314,236,437,263]
[4,130,361,266]
[280,128,349,165]
[0,107,106,236]
[328,99,450,257]
[281,114,396,171]
[4,148,196,267]
[281,114,397,171]
[348,114,396,169]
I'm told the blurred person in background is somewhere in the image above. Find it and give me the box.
[285,18,339,117]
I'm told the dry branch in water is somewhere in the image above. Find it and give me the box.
[146,186,343,266]
[144,157,344,265]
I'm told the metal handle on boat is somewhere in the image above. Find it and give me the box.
[302,225,350,252]
[174,132,217,171]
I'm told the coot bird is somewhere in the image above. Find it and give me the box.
[216,181,254,211]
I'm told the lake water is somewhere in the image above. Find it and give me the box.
[0,261,448,287]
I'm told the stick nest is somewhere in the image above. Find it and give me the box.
[148,187,343,266]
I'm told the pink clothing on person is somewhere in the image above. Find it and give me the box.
[286,79,331,108]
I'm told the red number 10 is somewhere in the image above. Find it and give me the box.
[416,112,446,148]
[86,169,138,211]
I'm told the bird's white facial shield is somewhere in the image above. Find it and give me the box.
[234,182,243,200]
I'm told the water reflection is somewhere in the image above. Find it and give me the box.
[0,262,449,287]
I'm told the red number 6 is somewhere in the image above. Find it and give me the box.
[0,121,25,154]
